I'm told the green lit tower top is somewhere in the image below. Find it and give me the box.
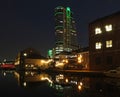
[54,6,78,54]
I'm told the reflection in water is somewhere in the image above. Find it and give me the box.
[14,71,52,87]
[47,74,90,97]
[14,71,90,96]
[104,77,120,87]
[1,70,15,77]
[1,70,120,97]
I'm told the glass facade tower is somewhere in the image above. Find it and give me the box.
[54,6,78,54]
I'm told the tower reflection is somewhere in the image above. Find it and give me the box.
[13,71,120,97]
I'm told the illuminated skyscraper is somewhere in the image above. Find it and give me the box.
[54,6,78,54]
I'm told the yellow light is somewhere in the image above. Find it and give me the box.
[65,59,68,63]
[3,72,6,76]
[77,55,82,63]
[78,85,82,90]
[80,82,83,86]
[23,53,27,56]
[41,60,45,63]
[65,78,69,83]
[23,82,27,87]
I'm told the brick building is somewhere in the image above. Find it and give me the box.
[89,11,120,71]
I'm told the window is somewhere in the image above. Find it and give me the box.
[95,28,102,34]
[60,21,63,23]
[106,56,112,65]
[106,40,112,48]
[95,42,102,49]
[105,24,112,32]
[95,57,101,65]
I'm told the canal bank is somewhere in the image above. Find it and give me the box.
[44,69,105,77]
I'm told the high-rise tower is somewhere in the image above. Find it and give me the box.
[54,6,78,55]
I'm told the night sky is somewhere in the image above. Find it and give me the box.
[0,0,120,61]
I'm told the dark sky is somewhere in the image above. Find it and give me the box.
[0,0,120,61]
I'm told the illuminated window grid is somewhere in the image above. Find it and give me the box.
[95,28,102,35]
[106,40,112,48]
[95,42,102,49]
[105,24,112,32]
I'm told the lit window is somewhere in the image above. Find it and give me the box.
[23,53,27,56]
[95,28,102,34]
[56,30,63,33]
[95,42,102,49]
[105,24,112,32]
[106,40,112,48]
[60,21,63,23]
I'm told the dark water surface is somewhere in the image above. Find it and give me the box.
[0,70,120,97]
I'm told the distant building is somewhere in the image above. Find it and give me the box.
[47,49,53,58]
[15,48,53,70]
[73,47,89,70]
[0,60,15,70]
[53,47,89,70]
[89,11,120,71]
[54,6,78,55]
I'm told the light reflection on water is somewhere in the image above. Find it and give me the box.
[0,70,120,97]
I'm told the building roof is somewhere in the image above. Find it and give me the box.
[21,48,47,59]
[72,47,89,53]
[89,11,120,24]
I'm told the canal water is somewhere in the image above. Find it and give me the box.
[0,70,120,97]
